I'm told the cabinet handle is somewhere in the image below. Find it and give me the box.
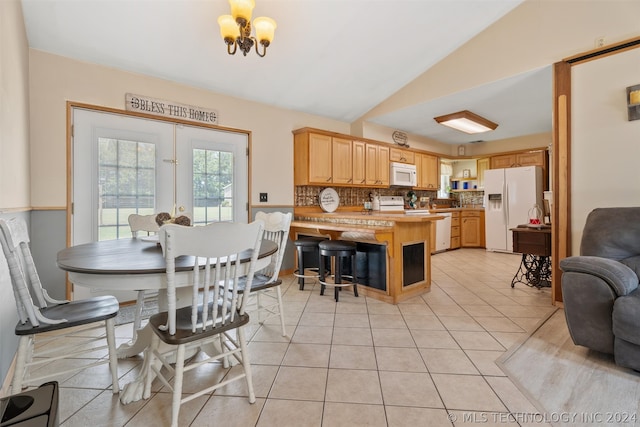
[327,177,332,182]
[348,178,352,183]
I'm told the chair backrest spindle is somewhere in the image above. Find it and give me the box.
[159,221,264,336]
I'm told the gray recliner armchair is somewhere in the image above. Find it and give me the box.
[560,207,640,371]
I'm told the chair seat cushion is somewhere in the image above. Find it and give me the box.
[294,238,323,248]
[149,302,250,345]
[613,288,640,346]
[15,295,119,335]
[318,240,357,252]
[237,274,281,293]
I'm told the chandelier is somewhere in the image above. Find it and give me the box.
[217,0,277,57]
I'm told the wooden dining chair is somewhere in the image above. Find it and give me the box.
[239,211,292,336]
[142,221,264,427]
[0,218,120,395]
[128,213,160,340]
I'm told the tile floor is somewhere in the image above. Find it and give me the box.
[33,248,556,426]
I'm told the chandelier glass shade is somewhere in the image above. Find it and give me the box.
[218,0,276,57]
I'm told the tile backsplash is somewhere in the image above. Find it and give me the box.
[295,186,438,208]
[295,186,485,209]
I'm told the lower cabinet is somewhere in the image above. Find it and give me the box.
[450,212,461,249]
[461,211,485,248]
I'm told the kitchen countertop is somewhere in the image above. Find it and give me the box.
[429,207,485,213]
[294,211,444,225]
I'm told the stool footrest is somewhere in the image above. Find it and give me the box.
[293,268,319,279]
[318,275,356,287]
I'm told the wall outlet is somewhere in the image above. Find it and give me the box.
[259,193,268,202]
[595,37,605,48]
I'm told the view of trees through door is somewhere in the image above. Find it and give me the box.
[73,108,248,246]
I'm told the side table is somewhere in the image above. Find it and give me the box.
[510,225,552,288]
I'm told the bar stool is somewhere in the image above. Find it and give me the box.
[293,237,323,290]
[318,240,358,302]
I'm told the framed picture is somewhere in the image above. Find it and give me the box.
[463,169,471,178]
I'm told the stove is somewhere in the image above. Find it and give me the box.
[378,195,405,211]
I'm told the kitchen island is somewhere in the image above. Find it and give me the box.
[291,211,443,304]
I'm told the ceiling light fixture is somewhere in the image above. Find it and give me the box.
[218,0,277,57]
[434,110,498,134]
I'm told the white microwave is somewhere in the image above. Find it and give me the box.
[390,162,417,187]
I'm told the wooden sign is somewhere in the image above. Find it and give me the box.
[125,93,218,125]
[392,130,409,147]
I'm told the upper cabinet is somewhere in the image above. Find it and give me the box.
[352,140,367,186]
[416,153,439,190]
[331,136,354,185]
[489,149,548,190]
[476,157,490,190]
[295,131,355,185]
[306,133,333,183]
[294,129,391,188]
[390,147,415,164]
[490,150,546,169]
[365,143,390,187]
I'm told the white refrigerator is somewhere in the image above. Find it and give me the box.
[484,166,543,252]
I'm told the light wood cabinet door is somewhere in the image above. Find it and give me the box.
[490,151,545,169]
[516,151,545,167]
[365,143,390,187]
[450,212,461,249]
[332,137,353,184]
[308,133,333,184]
[352,140,366,185]
[490,153,517,169]
[461,216,481,247]
[416,153,439,190]
[377,145,390,186]
[476,157,490,189]
[390,147,415,164]
[460,211,485,247]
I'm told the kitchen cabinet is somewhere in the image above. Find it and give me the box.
[476,157,490,190]
[390,147,415,164]
[450,212,460,249]
[332,137,354,184]
[416,153,439,190]
[306,133,333,183]
[490,150,545,169]
[352,140,367,185]
[365,143,390,187]
[294,131,355,185]
[461,210,485,247]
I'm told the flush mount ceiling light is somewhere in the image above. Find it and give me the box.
[218,0,277,57]
[434,110,498,134]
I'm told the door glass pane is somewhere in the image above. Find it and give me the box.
[193,148,234,224]
[98,138,156,240]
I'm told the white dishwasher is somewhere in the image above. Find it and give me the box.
[434,212,452,252]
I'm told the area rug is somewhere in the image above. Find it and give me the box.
[115,300,158,325]
[498,309,640,424]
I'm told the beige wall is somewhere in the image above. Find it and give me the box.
[1,0,30,210]
[570,47,640,253]
[355,0,640,129]
[0,0,29,392]
[28,51,351,208]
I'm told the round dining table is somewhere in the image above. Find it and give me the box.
[56,236,277,404]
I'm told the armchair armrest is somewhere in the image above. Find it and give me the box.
[560,256,639,296]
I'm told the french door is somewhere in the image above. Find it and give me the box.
[71,108,248,299]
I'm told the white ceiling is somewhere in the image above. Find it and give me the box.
[20,0,551,145]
